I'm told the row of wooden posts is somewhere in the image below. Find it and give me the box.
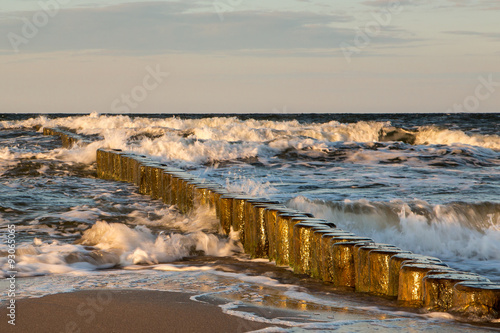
[43,128,500,320]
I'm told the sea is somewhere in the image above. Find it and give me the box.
[1,113,499,332]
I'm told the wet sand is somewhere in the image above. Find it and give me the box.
[0,289,279,333]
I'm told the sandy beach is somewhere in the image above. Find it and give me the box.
[0,289,279,333]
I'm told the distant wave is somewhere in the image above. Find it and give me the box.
[1,114,498,168]
[380,126,500,150]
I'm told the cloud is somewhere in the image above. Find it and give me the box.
[444,0,500,10]
[361,0,429,8]
[0,1,418,55]
[445,30,500,40]
[363,0,500,10]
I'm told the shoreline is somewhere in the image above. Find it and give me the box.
[0,289,281,333]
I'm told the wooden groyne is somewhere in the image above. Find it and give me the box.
[42,127,93,148]
[43,127,500,321]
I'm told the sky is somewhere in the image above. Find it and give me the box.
[0,0,499,113]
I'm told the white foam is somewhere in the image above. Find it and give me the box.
[0,147,14,160]
[0,115,388,166]
[4,115,498,171]
[3,116,500,166]
[0,147,16,176]
[57,206,101,223]
[126,205,223,234]
[1,219,241,278]
[245,328,288,333]
[422,312,457,321]
[79,220,240,265]
[0,239,112,277]
[152,264,213,272]
[416,126,500,150]
[224,176,278,198]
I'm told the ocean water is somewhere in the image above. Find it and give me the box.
[0,113,499,331]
